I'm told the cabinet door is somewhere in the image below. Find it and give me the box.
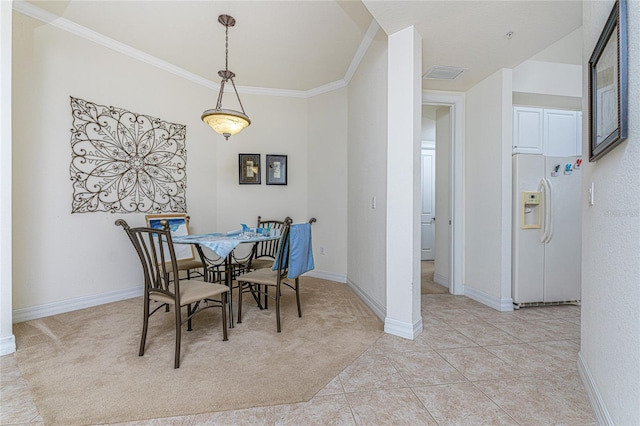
[543,109,578,157]
[513,107,543,154]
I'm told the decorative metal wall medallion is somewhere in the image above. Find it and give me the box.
[69,97,187,213]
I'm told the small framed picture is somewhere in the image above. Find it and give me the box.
[266,154,287,185]
[239,154,261,184]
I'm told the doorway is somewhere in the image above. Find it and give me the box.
[421,105,451,294]
[421,91,464,295]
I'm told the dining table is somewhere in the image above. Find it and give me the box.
[172,231,280,327]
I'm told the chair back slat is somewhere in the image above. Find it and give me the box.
[254,216,291,260]
[116,219,181,303]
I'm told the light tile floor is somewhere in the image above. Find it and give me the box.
[1,294,595,425]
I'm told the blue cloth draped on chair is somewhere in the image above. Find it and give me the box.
[272,222,314,278]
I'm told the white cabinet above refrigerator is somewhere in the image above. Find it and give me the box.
[513,107,582,157]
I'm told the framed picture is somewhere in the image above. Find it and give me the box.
[239,154,261,184]
[145,213,195,262]
[266,154,288,185]
[588,0,628,162]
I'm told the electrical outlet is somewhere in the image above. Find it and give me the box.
[320,247,325,255]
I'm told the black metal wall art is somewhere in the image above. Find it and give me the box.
[69,97,187,213]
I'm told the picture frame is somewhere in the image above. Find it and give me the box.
[145,213,196,262]
[588,0,628,162]
[239,154,261,184]
[266,154,288,185]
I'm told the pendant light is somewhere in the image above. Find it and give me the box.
[201,14,251,140]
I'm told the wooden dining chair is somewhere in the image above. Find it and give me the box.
[237,217,316,332]
[116,219,229,368]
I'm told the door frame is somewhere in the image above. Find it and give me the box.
[422,91,464,295]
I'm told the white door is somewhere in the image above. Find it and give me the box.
[421,148,436,260]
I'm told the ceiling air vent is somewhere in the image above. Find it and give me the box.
[423,65,467,80]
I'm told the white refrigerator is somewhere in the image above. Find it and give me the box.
[512,153,582,307]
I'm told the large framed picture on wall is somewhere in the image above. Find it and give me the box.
[588,0,628,161]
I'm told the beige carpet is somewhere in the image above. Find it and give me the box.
[421,261,449,294]
[13,277,383,425]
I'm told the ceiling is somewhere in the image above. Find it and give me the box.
[23,0,583,93]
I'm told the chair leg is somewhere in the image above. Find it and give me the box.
[237,281,244,324]
[264,286,269,310]
[221,293,228,341]
[187,304,193,331]
[174,304,182,369]
[139,299,150,357]
[276,283,281,333]
[249,284,263,308]
[295,277,302,318]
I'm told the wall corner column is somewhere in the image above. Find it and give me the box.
[385,25,422,339]
[0,0,16,355]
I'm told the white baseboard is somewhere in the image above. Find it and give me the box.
[384,317,423,340]
[305,270,347,283]
[346,278,385,321]
[13,286,143,323]
[578,351,613,425]
[346,278,422,340]
[0,334,16,356]
[464,285,514,312]
[433,273,449,288]
[11,270,344,325]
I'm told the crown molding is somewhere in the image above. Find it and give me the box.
[344,20,380,84]
[13,0,376,99]
[236,85,308,99]
[305,80,348,97]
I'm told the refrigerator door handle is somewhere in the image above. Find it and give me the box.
[538,178,552,243]
[544,178,553,243]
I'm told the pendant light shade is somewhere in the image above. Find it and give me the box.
[202,15,250,140]
[201,108,250,138]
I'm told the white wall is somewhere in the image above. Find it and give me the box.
[463,68,513,310]
[434,107,451,285]
[530,27,583,65]
[10,11,334,320]
[347,31,388,317]
[213,93,309,232]
[579,1,640,423]
[513,60,582,99]
[0,0,15,355]
[307,88,348,281]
